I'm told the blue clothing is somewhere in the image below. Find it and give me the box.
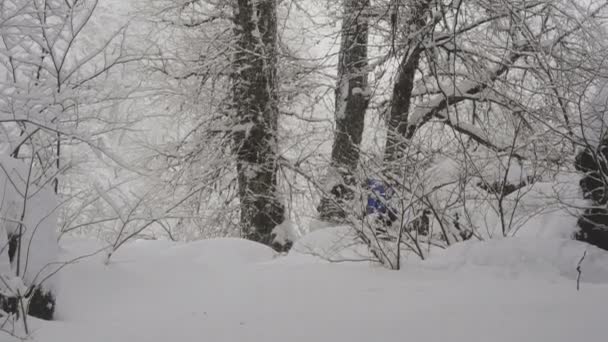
[366,178,392,214]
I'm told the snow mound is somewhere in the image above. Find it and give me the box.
[160,238,277,265]
[460,176,583,239]
[272,220,300,246]
[427,237,608,283]
[289,226,372,262]
[425,157,461,188]
[13,236,608,342]
[509,178,583,238]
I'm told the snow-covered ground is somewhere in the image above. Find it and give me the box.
[5,228,608,342]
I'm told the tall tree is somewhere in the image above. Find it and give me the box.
[383,0,432,165]
[318,0,371,221]
[232,0,287,250]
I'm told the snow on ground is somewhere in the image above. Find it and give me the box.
[288,225,373,263]
[427,237,608,283]
[6,230,608,342]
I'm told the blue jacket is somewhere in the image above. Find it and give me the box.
[366,178,393,215]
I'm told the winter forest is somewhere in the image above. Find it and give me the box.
[1,0,608,340]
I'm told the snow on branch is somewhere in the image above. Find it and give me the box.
[439,111,525,159]
[404,45,527,152]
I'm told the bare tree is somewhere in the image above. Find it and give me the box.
[0,0,141,324]
[231,0,288,250]
[318,0,371,221]
[319,0,608,267]
[383,0,432,165]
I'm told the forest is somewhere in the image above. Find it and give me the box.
[1,0,608,341]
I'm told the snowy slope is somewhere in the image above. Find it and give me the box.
[3,232,606,342]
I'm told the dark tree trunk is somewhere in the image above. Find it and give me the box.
[575,138,608,251]
[383,47,424,164]
[232,0,286,251]
[383,0,431,165]
[0,151,56,321]
[0,232,56,320]
[318,0,370,222]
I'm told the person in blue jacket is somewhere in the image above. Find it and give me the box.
[365,178,398,226]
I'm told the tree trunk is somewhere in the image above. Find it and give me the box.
[383,49,424,164]
[383,0,431,165]
[232,0,286,250]
[575,136,608,251]
[318,0,370,221]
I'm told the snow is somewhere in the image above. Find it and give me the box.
[335,78,350,120]
[288,225,372,262]
[0,222,11,277]
[271,220,300,246]
[466,176,584,239]
[421,155,584,240]
[425,157,461,188]
[2,0,608,340]
[581,77,608,145]
[427,237,608,284]
[157,238,277,266]
[3,229,606,342]
[0,154,59,292]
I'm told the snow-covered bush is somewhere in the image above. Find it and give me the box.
[325,149,585,269]
[0,154,59,321]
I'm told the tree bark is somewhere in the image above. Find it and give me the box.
[318,0,370,221]
[383,47,424,164]
[383,0,431,165]
[232,0,286,250]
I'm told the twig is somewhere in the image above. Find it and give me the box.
[576,250,587,291]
